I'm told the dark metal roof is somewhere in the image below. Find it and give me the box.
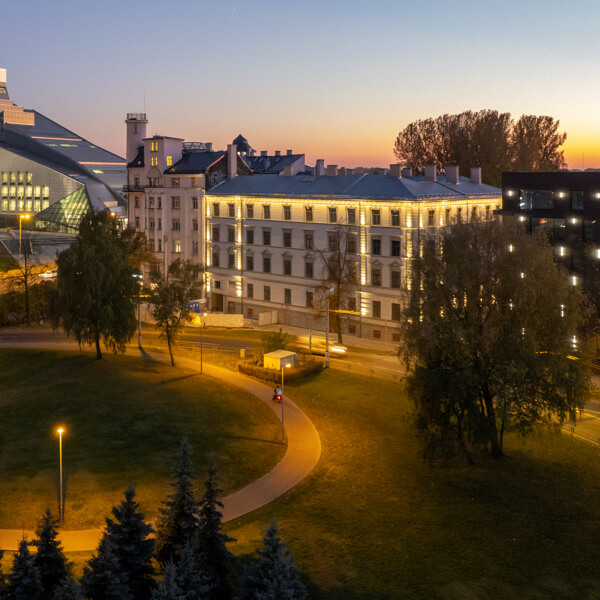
[207,174,501,201]
[128,146,145,168]
[233,134,252,154]
[246,154,304,175]
[165,151,225,174]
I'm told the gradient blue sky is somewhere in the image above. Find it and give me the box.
[2,0,599,169]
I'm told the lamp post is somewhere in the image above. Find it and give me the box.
[280,363,291,443]
[133,273,143,348]
[19,213,30,258]
[200,312,207,374]
[57,427,65,524]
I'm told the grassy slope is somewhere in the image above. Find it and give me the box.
[0,349,284,529]
[225,370,600,600]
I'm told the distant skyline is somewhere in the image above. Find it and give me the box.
[1,0,599,170]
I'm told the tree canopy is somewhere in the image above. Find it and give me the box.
[393,110,567,186]
[51,210,150,359]
[402,218,589,463]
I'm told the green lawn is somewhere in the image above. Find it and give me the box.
[225,370,600,600]
[0,349,285,529]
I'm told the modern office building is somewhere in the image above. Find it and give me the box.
[0,68,126,231]
[501,171,600,279]
[205,165,501,340]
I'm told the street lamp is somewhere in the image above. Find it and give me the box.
[19,213,30,257]
[280,363,291,443]
[132,273,143,348]
[200,312,207,374]
[57,427,65,524]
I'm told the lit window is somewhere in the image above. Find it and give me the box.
[151,157,158,167]
[150,141,158,152]
[166,156,173,167]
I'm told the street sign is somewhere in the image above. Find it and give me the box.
[188,301,201,313]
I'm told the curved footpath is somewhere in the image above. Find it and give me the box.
[0,330,321,551]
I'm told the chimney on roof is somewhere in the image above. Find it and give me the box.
[424,165,437,182]
[227,144,238,179]
[326,165,338,177]
[275,150,281,157]
[315,159,325,177]
[261,150,267,157]
[206,142,213,151]
[470,167,482,184]
[283,165,294,177]
[346,168,354,175]
[287,149,293,156]
[389,164,402,178]
[445,165,459,184]
[402,167,413,178]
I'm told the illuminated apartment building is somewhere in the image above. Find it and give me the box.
[0,68,126,231]
[205,165,501,340]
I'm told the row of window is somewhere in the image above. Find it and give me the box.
[210,202,493,225]
[148,238,200,255]
[1,199,50,212]
[1,171,33,185]
[1,185,49,200]
[518,189,588,211]
[134,216,200,231]
[133,197,200,210]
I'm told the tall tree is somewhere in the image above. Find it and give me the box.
[149,259,202,366]
[82,486,155,600]
[155,438,201,567]
[153,545,209,600]
[0,550,8,599]
[403,218,589,463]
[196,456,235,600]
[31,510,69,599]
[242,521,306,600]
[393,110,567,186]
[7,537,43,600]
[511,115,567,171]
[314,222,359,344]
[52,575,83,600]
[51,210,149,359]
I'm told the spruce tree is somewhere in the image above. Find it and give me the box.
[0,550,8,599]
[196,456,235,600]
[155,438,201,566]
[52,575,83,600]
[81,486,155,600]
[151,563,182,600]
[152,544,209,600]
[81,537,128,600]
[242,522,306,600]
[7,537,43,600]
[31,509,69,599]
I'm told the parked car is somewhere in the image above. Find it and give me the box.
[39,269,57,279]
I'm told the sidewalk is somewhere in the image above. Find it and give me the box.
[0,335,321,552]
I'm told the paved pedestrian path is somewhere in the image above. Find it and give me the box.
[0,331,321,551]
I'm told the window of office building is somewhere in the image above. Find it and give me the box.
[283,259,292,275]
[304,231,314,249]
[246,255,254,271]
[263,205,271,219]
[228,227,235,243]
[246,204,254,218]
[519,189,554,210]
[305,261,313,278]
[172,219,180,230]
[212,203,220,217]
[347,234,357,254]
[150,141,158,152]
[372,238,381,255]
[263,229,271,245]
[306,291,314,308]
[372,209,380,225]
[391,303,401,321]
[192,197,198,209]
[135,216,140,228]
[228,253,235,269]
[373,300,381,318]
[134,197,140,208]
[305,206,313,221]
[391,270,401,289]
[391,239,400,257]
[167,156,173,167]
[391,209,400,226]
[372,265,382,286]
[173,240,181,253]
[263,256,271,273]
[283,230,292,247]
[149,219,155,230]
[247,283,254,299]
[328,232,339,251]
[172,197,180,209]
[284,288,291,304]
[212,225,220,241]
[158,218,162,230]
[158,239,162,252]
[213,249,220,267]
[247,228,254,244]
[329,207,337,223]
[264,286,271,301]
[347,208,356,224]
[572,190,584,211]
[228,203,235,217]
[428,210,434,227]
[283,205,291,220]
[192,219,198,231]
[151,157,158,167]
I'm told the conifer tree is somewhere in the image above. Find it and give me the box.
[31,509,69,599]
[52,575,83,600]
[197,456,235,600]
[155,438,201,566]
[0,550,8,599]
[152,545,208,600]
[81,486,155,600]
[242,522,306,600]
[7,537,43,600]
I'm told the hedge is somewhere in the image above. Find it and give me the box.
[237,360,324,385]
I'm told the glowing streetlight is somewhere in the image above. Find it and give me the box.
[280,363,291,443]
[19,213,30,257]
[57,427,65,524]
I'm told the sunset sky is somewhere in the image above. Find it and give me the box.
[2,0,599,169]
